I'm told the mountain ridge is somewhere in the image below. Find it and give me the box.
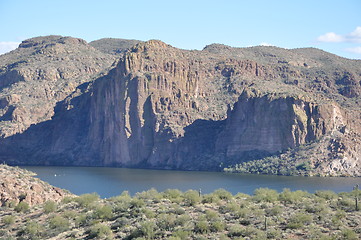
[0,36,360,176]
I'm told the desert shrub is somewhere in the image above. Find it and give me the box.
[75,213,91,227]
[93,205,113,220]
[315,190,338,200]
[287,212,313,229]
[4,200,17,208]
[279,188,309,203]
[210,221,225,232]
[109,191,131,202]
[49,215,69,231]
[43,200,57,213]
[157,213,176,231]
[163,189,183,202]
[130,198,145,208]
[337,196,355,210]
[15,201,29,213]
[338,228,358,240]
[202,193,220,204]
[194,220,209,234]
[61,196,74,204]
[266,229,282,239]
[175,214,191,226]
[220,201,240,214]
[205,209,219,221]
[172,230,189,240]
[213,188,233,200]
[142,208,156,218]
[135,188,161,202]
[75,193,100,208]
[111,217,128,231]
[139,221,156,239]
[235,207,250,218]
[170,205,185,215]
[112,194,132,213]
[2,215,16,225]
[266,205,283,216]
[227,224,244,237]
[253,188,279,203]
[305,201,328,215]
[234,192,251,200]
[18,221,44,239]
[88,223,112,239]
[242,226,265,239]
[183,190,201,206]
[62,210,78,220]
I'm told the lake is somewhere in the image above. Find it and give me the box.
[22,166,360,198]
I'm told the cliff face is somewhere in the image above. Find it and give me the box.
[0,36,360,176]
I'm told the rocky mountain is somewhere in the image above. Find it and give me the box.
[0,36,360,176]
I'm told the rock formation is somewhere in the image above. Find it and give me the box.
[0,36,360,176]
[0,164,71,206]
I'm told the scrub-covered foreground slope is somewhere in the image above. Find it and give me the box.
[0,36,360,176]
[1,165,360,239]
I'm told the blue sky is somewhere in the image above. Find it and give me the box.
[0,0,360,59]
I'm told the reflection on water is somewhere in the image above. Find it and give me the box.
[22,166,361,198]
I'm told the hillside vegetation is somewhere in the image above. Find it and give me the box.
[1,187,360,239]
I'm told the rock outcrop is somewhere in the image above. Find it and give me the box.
[0,164,71,206]
[0,36,360,176]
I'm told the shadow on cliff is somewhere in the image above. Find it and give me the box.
[0,80,95,166]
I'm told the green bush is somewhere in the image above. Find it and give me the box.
[287,212,313,229]
[15,201,30,213]
[2,215,16,225]
[43,200,57,213]
[62,210,78,220]
[183,190,201,206]
[315,190,338,200]
[172,230,189,240]
[93,205,113,220]
[279,188,309,203]
[88,223,113,239]
[157,213,176,231]
[163,189,183,202]
[175,214,191,226]
[338,228,358,240]
[75,193,100,208]
[227,224,244,237]
[139,221,156,239]
[130,198,145,208]
[49,215,69,231]
[135,188,161,202]
[210,221,225,232]
[266,205,283,216]
[194,220,209,234]
[220,201,240,214]
[75,213,90,227]
[201,193,220,204]
[205,209,219,221]
[19,221,44,239]
[253,188,279,203]
[213,188,233,200]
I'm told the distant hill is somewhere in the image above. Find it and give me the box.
[0,35,360,176]
[89,38,142,55]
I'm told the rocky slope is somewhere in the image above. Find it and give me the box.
[0,164,71,206]
[0,36,360,176]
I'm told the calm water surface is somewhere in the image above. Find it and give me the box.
[22,166,360,198]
